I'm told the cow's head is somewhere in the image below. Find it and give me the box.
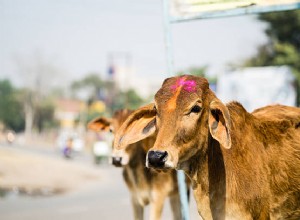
[115,75,231,171]
[88,109,134,167]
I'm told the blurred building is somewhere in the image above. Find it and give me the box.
[54,99,88,152]
[54,99,84,130]
[217,66,297,112]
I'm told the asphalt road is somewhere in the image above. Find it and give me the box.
[0,165,133,220]
[0,144,200,220]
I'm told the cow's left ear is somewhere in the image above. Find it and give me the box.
[114,103,156,150]
[208,99,231,149]
[88,117,114,133]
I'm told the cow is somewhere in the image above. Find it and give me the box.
[114,75,300,220]
[88,109,185,220]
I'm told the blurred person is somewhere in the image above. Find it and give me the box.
[6,130,15,144]
[63,137,73,159]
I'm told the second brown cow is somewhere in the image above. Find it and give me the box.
[88,109,184,220]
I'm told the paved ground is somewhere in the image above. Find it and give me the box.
[0,165,133,220]
[0,143,200,220]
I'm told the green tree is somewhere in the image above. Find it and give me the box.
[113,89,144,111]
[15,53,62,138]
[0,80,25,132]
[71,73,105,100]
[176,66,217,83]
[260,11,300,49]
[34,99,57,133]
[71,73,115,117]
[71,73,145,118]
[125,89,144,109]
[243,10,300,104]
[177,66,207,77]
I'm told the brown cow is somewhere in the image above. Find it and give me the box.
[88,109,184,220]
[114,75,300,219]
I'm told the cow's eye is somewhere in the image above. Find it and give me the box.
[154,105,160,117]
[153,105,158,114]
[190,105,201,114]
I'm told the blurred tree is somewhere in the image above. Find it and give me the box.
[113,89,144,111]
[71,73,144,119]
[177,66,207,77]
[125,89,144,109]
[19,88,35,137]
[0,80,25,132]
[243,10,300,104]
[15,52,62,138]
[86,100,107,123]
[176,66,217,83]
[260,11,300,49]
[71,73,105,100]
[71,73,110,123]
[34,99,57,133]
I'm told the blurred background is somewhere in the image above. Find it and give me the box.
[0,0,300,219]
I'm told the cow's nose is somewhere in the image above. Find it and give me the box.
[112,157,122,167]
[147,150,168,168]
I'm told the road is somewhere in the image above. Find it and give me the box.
[0,144,200,220]
[0,165,135,220]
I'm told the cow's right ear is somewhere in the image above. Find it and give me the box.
[88,117,114,133]
[114,103,156,149]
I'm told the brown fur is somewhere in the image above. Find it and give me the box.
[114,75,300,220]
[88,109,184,220]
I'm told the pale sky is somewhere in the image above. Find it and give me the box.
[0,0,268,94]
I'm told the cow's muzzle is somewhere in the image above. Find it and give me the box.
[147,150,168,168]
[112,157,122,167]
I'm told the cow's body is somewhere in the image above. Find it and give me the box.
[189,102,300,219]
[88,110,183,220]
[114,75,300,219]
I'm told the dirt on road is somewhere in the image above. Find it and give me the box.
[0,146,101,196]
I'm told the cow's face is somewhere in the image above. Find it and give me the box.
[115,75,231,171]
[149,76,210,169]
[88,109,134,167]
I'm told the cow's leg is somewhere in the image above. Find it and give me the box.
[149,192,165,220]
[132,197,144,220]
[169,193,182,220]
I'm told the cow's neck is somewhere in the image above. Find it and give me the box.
[123,144,151,192]
[183,133,226,219]
[186,108,268,219]
[125,145,150,184]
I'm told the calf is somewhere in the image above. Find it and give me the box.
[114,75,300,219]
[88,109,184,220]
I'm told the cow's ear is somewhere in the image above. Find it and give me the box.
[88,117,114,133]
[208,99,231,149]
[114,104,156,149]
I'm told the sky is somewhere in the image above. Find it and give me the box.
[0,0,268,96]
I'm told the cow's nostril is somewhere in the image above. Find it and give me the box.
[112,157,122,167]
[147,150,168,168]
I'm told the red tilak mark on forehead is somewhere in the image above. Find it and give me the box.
[166,77,196,111]
[170,78,196,92]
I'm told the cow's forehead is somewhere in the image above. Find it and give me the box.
[154,75,209,110]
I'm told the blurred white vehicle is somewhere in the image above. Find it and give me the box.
[93,141,111,164]
[72,137,84,152]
